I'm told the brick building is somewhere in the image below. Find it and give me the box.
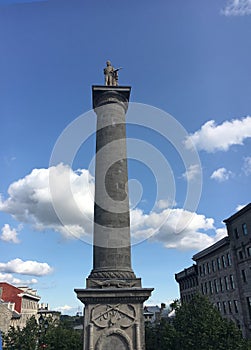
[0,282,40,331]
[175,203,251,338]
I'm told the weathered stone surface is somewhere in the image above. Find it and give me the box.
[75,288,153,350]
[75,85,153,350]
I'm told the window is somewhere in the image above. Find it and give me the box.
[209,281,213,294]
[247,247,251,257]
[201,283,204,295]
[207,262,211,274]
[228,301,232,314]
[214,279,219,293]
[223,301,227,314]
[234,228,239,239]
[242,269,247,283]
[247,297,251,318]
[230,275,235,289]
[227,253,232,266]
[217,257,221,270]
[224,276,229,290]
[222,255,226,268]
[234,300,239,313]
[212,259,216,272]
[219,277,224,292]
[204,282,208,294]
[203,264,206,275]
[239,250,244,260]
[242,223,248,236]
[199,265,202,276]
[217,302,221,312]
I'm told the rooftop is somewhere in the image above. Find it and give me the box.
[193,237,229,261]
[223,203,251,224]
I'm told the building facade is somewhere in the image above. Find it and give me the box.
[175,203,251,338]
[0,282,40,331]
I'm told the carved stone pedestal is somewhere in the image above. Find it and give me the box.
[75,287,153,350]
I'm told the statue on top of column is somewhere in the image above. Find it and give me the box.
[104,60,122,86]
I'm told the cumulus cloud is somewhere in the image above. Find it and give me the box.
[0,164,94,240]
[0,272,38,285]
[1,224,21,243]
[242,156,251,176]
[236,204,247,211]
[131,207,224,251]
[214,227,228,240]
[156,199,175,210]
[210,168,233,182]
[55,305,73,312]
[0,164,226,251]
[222,0,251,16]
[182,164,201,181]
[185,116,251,152]
[0,258,53,276]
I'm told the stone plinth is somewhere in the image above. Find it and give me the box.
[75,287,153,350]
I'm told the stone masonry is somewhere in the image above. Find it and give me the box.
[75,86,153,350]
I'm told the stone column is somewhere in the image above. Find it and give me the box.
[88,86,136,282]
[75,85,153,350]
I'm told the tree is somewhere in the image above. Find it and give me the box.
[173,294,250,350]
[145,295,251,350]
[3,316,39,350]
[169,299,180,311]
[44,321,82,350]
[145,319,176,350]
[3,316,82,350]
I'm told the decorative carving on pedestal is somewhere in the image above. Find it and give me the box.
[91,304,136,329]
[95,328,132,350]
[91,279,137,289]
[89,270,136,280]
[88,304,136,350]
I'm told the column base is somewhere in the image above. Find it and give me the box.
[75,287,153,350]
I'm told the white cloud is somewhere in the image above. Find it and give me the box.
[0,224,21,243]
[0,272,38,285]
[210,168,233,182]
[185,116,251,152]
[236,204,247,211]
[214,227,228,240]
[156,199,174,210]
[54,305,77,315]
[131,207,224,251]
[182,164,201,181]
[0,164,94,240]
[0,164,226,251]
[0,258,53,276]
[242,156,251,176]
[55,305,73,311]
[222,0,251,16]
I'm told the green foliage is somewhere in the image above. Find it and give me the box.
[146,295,251,350]
[169,299,180,311]
[43,322,82,350]
[146,319,176,350]
[3,315,82,350]
[173,294,248,350]
[3,316,39,350]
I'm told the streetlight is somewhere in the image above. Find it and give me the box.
[38,314,49,348]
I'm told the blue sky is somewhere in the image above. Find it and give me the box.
[0,0,251,314]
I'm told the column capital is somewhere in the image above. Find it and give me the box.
[92,86,131,112]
